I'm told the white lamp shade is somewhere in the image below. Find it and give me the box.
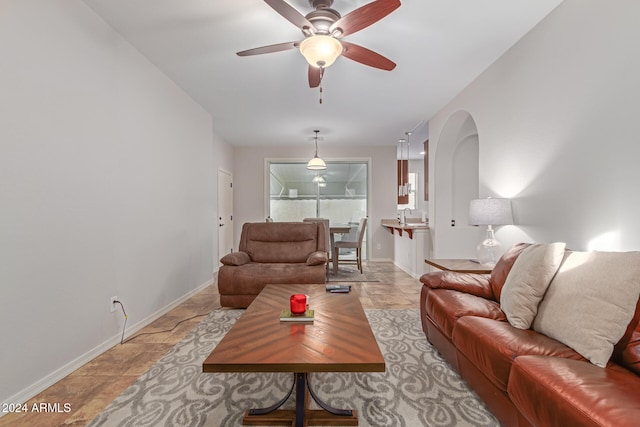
[306,156,327,170]
[469,198,514,226]
[299,35,343,68]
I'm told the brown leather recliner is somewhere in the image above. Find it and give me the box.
[218,222,328,308]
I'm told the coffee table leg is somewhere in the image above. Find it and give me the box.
[246,375,295,416]
[294,373,306,427]
[306,373,353,417]
[242,373,358,426]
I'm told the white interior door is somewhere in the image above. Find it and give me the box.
[217,170,233,263]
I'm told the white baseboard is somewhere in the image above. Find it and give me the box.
[392,261,422,279]
[367,257,393,263]
[1,278,214,413]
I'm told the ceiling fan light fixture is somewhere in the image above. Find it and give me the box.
[299,35,343,68]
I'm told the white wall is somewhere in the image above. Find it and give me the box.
[0,0,229,404]
[428,0,640,254]
[233,144,398,261]
[213,131,235,263]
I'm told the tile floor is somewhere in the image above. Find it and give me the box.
[0,262,421,427]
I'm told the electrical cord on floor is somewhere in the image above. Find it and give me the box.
[113,300,128,344]
[113,299,209,345]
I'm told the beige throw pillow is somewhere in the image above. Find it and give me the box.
[532,251,640,367]
[500,242,566,329]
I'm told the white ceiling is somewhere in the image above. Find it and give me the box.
[82,0,563,158]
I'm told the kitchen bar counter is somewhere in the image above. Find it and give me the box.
[382,219,431,278]
[381,219,429,239]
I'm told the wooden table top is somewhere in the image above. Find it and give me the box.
[202,284,385,374]
[329,225,352,234]
[424,258,493,274]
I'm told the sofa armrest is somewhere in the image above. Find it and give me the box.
[306,251,328,266]
[420,271,494,300]
[220,251,251,266]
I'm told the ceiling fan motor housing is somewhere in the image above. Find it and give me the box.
[309,0,334,10]
[306,9,341,34]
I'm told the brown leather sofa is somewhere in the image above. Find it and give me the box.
[419,243,640,427]
[218,222,328,308]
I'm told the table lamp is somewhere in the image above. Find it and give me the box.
[469,197,514,267]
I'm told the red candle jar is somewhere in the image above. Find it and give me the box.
[290,294,307,315]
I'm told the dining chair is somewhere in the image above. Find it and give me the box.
[332,217,367,274]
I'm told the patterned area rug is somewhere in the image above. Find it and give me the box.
[88,309,498,427]
[327,265,379,282]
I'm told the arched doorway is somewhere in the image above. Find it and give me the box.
[432,111,480,258]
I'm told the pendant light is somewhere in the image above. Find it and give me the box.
[312,171,326,184]
[404,131,412,195]
[398,132,412,197]
[307,130,327,170]
[398,138,405,197]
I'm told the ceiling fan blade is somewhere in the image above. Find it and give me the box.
[341,41,396,71]
[308,66,321,88]
[236,41,299,56]
[264,0,315,31]
[330,0,400,38]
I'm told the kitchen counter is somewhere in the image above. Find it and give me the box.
[382,219,431,278]
[381,219,429,239]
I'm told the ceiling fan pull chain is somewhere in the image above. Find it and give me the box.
[319,67,325,104]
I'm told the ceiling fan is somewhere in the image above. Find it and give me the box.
[237,0,401,88]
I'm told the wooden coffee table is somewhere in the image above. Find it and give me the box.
[202,284,385,426]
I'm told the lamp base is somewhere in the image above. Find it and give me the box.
[476,226,502,267]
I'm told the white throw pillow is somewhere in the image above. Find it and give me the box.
[532,251,640,367]
[500,242,566,329]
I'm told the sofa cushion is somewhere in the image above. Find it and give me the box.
[218,262,326,297]
[489,243,530,301]
[453,317,585,392]
[509,355,640,427]
[533,250,640,367]
[500,242,566,329]
[424,289,505,339]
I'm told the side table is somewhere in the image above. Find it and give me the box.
[424,258,492,274]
